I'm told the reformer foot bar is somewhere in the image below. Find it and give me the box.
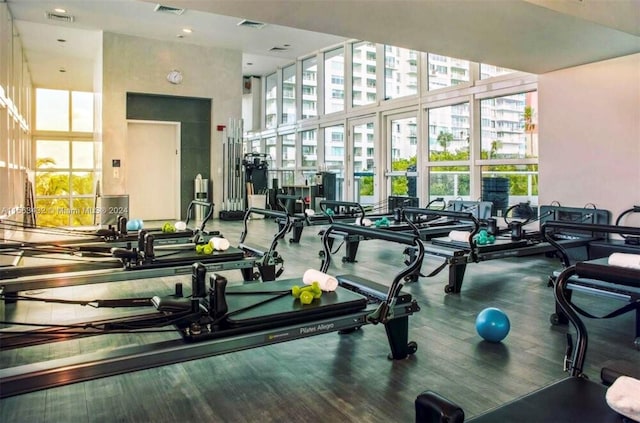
[0,222,423,398]
[278,200,368,245]
[415,251,639,422]
[412,205,611,294]
[543,221,640,349]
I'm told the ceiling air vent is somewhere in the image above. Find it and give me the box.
[45,11,75,23]
[269,46,289,52]
[237,19,266,29]
[154,4,186,15]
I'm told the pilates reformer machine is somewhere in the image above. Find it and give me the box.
[0,199,219,255]
[543,220,640,349]
[275,196,422,244]
[319,200,480,263]
[406,204,612,294]
[414,237,640,422]
[0,222,424,398]
[0,208,290,319]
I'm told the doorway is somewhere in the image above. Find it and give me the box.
[126,121,181,221]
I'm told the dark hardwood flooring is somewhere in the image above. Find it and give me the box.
[1,218,638,422]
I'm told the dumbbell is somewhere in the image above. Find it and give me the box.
[291,282,322,304]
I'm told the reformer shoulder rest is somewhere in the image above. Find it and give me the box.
[416,377,624,422]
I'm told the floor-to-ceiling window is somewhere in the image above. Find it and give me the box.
[480,90,539,209]
[385,46,418,99]
[427,102,471,202]
[34,88,95,226]
[323,125,345,200]
[324,47,345,114]
[265,73,278,129]
[244,39,538,207]
[352,41,377,108]
[387,114,418,198]
[301,56,318,120]
[282,65,296,124]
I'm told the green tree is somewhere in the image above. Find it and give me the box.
[437,131,454,153]
[524,105,536,157]
[35,158,95,227]
[390,156,417,195]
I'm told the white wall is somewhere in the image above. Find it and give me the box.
[101,32,242,212]
[539,53,640,219]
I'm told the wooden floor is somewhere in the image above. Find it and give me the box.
[1,218,638,422]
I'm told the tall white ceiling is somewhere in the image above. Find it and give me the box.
[7,0,640,92]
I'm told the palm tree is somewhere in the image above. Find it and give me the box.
[437,131,454,153]
[524,106,536,157]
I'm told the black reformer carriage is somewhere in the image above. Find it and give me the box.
[0,221,423,398]
[411,204,611,294]
[415,243,640,422]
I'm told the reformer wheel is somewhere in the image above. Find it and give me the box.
[549,313,563,325]
[444,285,454,293]
[289,238,294,243]
[387,341,418,360]
[318,250,325,257]
[253,272,261,280]
[633,337,640,351]
[404,274,418,283]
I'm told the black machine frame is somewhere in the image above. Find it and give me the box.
[415,243,639,422]
[0,208,292,322]
[412,204,611,294]
[543,220,640,349]
[0,222,424,398]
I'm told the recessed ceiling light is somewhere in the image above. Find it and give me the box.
[182,28,192,34]
[176,34,184,38]
[57,39,66,43]
[54,8,67,13]
[283,44,291,47]
[59,68,66,73]
[246,62,253,66]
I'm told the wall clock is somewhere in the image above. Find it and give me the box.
[167,70,183,85]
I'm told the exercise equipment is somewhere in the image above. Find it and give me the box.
[0,199,217,251]
[219,118,246,221]
[291,282,322,304]
[275,196,421,245]
[544,221,640,348]
[0,208,291,311]
[410,204,612,294]
[303,268,338,291]
[415,242,640,422]
[162,222,176,233]
[475,307,510,343]
[320,205,479,269]
[0,222,424,398]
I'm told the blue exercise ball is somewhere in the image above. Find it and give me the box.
[126,219,139,231]
[476,307,510,343]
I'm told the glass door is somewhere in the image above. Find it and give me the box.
[349,116,378,208]
[386,113,419,206]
